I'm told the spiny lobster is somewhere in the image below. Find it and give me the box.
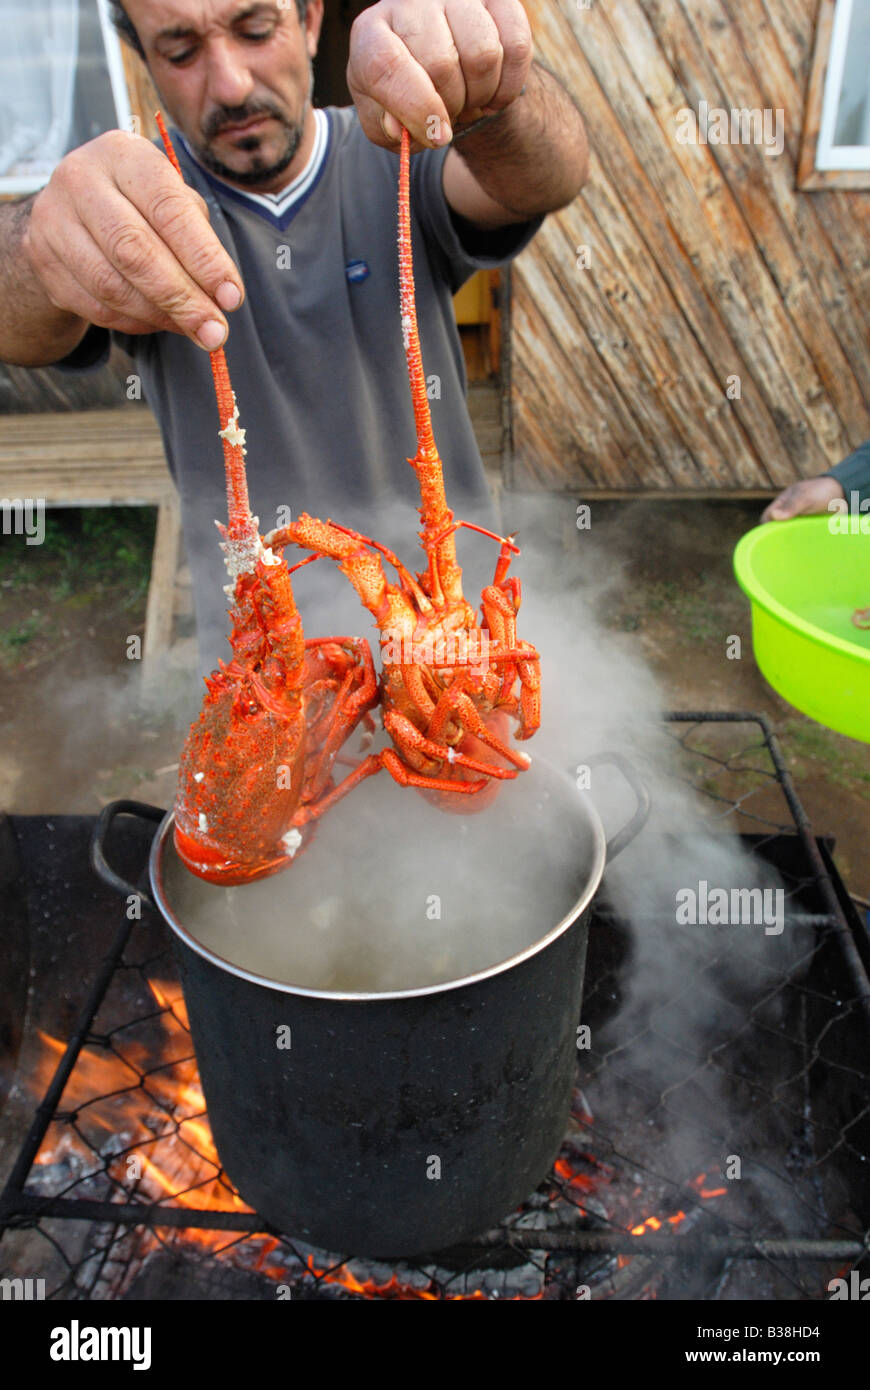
[157,115,379,885]
[265,128,541,809]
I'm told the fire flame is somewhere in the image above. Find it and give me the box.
[27,984,729,1299]
[31,977,253,1253]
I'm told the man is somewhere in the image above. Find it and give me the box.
[0,0,588,667]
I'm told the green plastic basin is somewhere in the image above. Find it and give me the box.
[733,517,870,743]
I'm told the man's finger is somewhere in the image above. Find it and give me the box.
[38,248,177,338]
[760,500,790,522]
[761,476,845,523]
[77,185,231,348]
[442,0,504,115]
[104,135,244,320]
[388,6,470,124]
[38,215,182,335]
[476,0,532,110]
[348,12,454,146]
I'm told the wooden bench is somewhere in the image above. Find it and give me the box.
[0,408,180,683]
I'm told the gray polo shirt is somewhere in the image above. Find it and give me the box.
[64,106,543,671]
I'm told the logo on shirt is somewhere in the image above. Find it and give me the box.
[345,259,370,284]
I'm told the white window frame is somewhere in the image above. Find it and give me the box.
[0,0,132,197]
[797,0,870,190]
[815,0,870,170]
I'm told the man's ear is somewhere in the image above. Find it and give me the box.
[305,0,325,58]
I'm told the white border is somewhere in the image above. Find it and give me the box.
[0,0,133,196]
[816,0,870,171]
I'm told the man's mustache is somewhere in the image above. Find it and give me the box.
[204,103,287,140]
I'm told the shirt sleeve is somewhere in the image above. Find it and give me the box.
[52,324,112,372]
[53,323,145,375]
[411,145,544,295]
[825,439,870,507]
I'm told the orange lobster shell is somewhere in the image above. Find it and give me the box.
[266,128,541,810]
[158,115,378,885]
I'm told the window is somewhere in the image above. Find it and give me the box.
[0,0,131,196]
[798,0,870,189]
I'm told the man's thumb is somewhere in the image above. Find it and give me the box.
[762,497,793,522]
[381,110,402,143]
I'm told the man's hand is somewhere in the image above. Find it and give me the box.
[23,130,244,352]
[347,0,533,148]
[761,476,845,522]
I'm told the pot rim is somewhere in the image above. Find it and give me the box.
[148,760,607,1002]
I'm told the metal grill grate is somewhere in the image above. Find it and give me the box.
[1,713,868,1300]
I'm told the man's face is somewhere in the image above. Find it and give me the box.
[126,0,323,189]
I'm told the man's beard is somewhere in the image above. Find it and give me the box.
[193,98,307,188]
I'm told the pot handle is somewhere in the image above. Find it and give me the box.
[584,752,651,861]
[90,799,166,913]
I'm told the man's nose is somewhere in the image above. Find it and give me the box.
[204,40,256,108]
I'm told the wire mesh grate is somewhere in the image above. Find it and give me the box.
[1,713,868,1300]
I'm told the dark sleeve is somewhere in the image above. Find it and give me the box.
[825,439,870,507]
[52,324,112,372]
[411,146,544,295]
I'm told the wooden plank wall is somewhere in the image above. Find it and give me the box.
[510,0,870,493]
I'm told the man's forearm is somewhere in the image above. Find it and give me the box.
[452,62,589,218]
[0,197,87,366]
[826,439,870,508]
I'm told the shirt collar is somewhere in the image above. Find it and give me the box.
[176,109,330,226]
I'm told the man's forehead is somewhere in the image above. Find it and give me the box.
[126,0,278,39]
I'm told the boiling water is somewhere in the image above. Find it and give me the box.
[161,759,599,994]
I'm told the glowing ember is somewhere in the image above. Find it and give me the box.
[628,1169,725,1239]
[689,1171,727,1199]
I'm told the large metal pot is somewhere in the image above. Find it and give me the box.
[92,754,648,1257]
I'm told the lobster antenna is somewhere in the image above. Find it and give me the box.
[155,111,254,543]
[397,127,460,603]
[398,127,437,461]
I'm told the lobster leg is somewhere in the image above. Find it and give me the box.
[301,636,378,801]
[288,752,385,827]
[379,720,493,791]
[424,680,530,772]
[515,651,542,740]
[479,580,541,740]
[267,516,431,618]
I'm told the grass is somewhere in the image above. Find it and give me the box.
[685,715,870,800]
[0,615,43,652]
[779,716,870,796]
[0,506,155,670]
[607,574,740,644]
[0,507,154,594]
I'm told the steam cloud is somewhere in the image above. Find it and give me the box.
[169,492,797,1001]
